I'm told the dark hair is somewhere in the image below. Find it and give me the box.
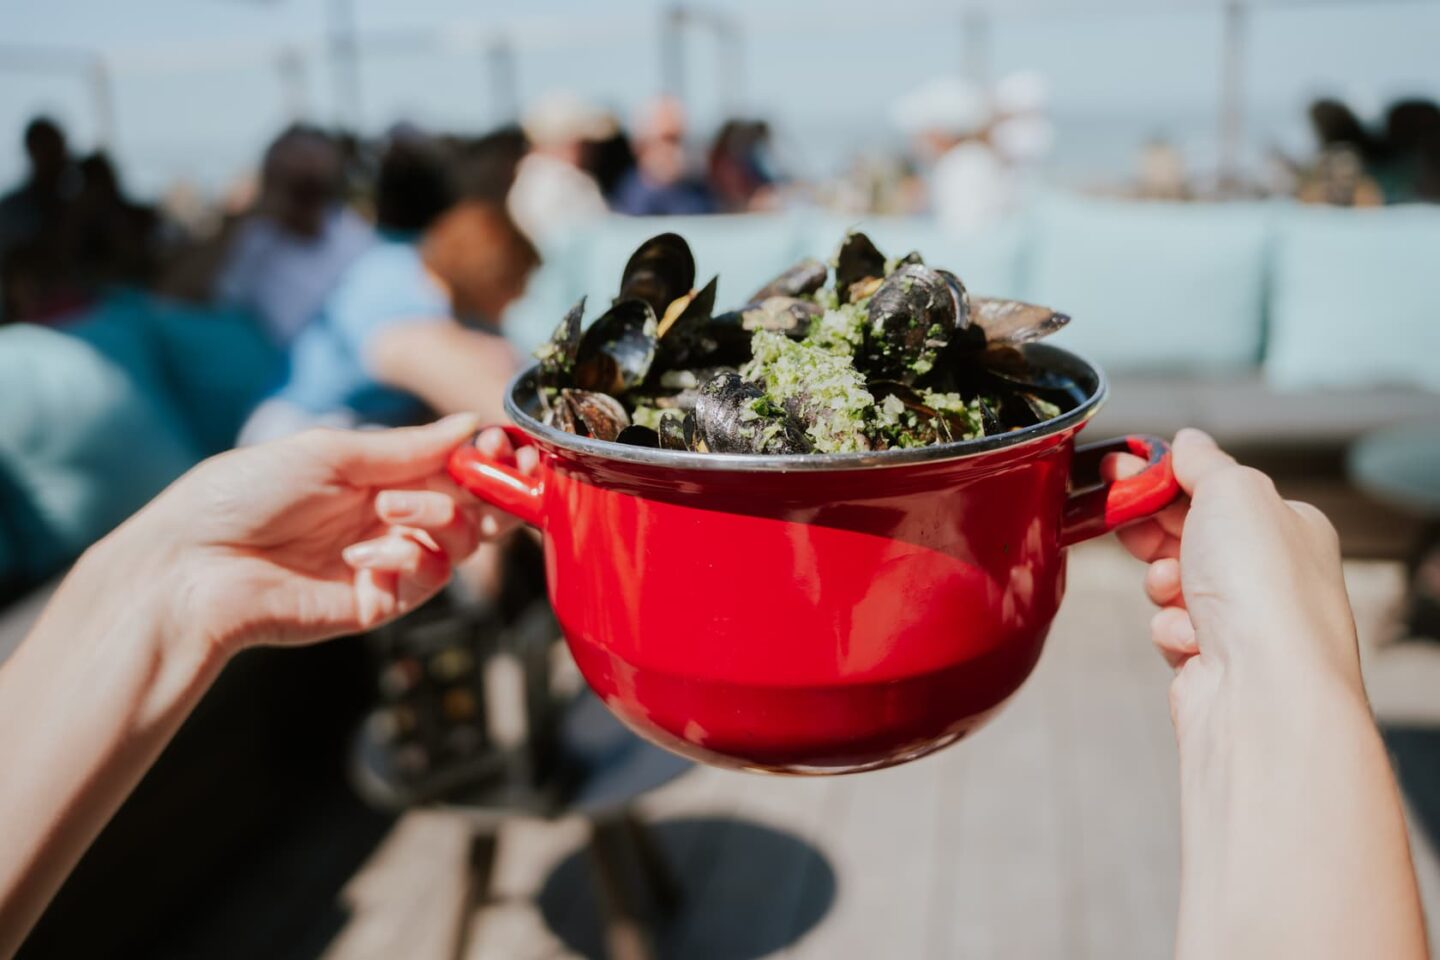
[374,136,457,233]
[23,116,64,154]
[452,126,530,204]
[1309,99,1374,154]
[1384,98,1440,153]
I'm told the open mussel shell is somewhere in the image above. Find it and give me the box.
[869,380,977,444]
[693,372,812,455]
[834,230,887,303]
[536,297,585,387]
[652,276,721,372]
[975,345,1087,408]
[712,296,820,336]
[573,299,658,395]
[553,389,630,442]
[970,296,1070,346]
[861,263,966,384]
[619,233,696,318]
[615,424,660,447]
[657,413,688,450]
[750,258,828,301]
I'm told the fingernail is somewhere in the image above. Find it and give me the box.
[377,491,420,520]
[343,542,380,566]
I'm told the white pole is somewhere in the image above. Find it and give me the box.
[1218,0,1247,193]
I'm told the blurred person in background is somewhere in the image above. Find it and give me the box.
[582,115,637,201]
[238,133,523,445]
[68,151,161,292]
[453,125,529,206]
[707,119,779,213]
[213,125,375,347]
[506,92,610,246]
[892,77,1011,234]
[990,71,1055,181]
[1298,97,1384,207]
[612,95,716,216]
[1135,137,1191,201]
[1378,98,1440,202]
[0,117,73,263]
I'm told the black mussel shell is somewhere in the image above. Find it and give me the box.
[861,263,964,384]
[657,413,688,450]
[750,258,828,301]
[619,233,696,318]
[652,276,720,371]
[682,410,702,451]
[573,299,658,395]
[834,230,887,303]
[615,424,660,447]
[693,372,812,455]
[558,389,629,442]
[537,297,585,386]
[977,345,1085,409]
[970,296,1070,346]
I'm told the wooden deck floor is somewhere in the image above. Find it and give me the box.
[324,542,1440,960]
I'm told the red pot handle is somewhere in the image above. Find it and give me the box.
[1061,434,1180,546]
[446,426,546,528]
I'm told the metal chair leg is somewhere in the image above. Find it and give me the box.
[622,810,682,917]
[452,829,498,960]
[587,817,656,960]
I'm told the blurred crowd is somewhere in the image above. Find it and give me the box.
[2,81,1438,337]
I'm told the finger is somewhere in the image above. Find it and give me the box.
[332,413,483,486]
[376,489,456,528]
[515,444,540,475]
[1151,606,1199,669]
[1152,499,1189,539]
[1170,428,1237,497]
[475,426,518,468]
[344,534,428,572]
[395,543,452,612]
[1115,519,1180,563]
[376,491,482,561]
[1144,558,1185,608]
[355,568,398,629]
[1100,451,1147,482]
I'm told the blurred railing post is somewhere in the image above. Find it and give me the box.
[962,5,991,87]
[328,0,363,132]
[486,36,519,127]
[90,56,116,150]
[276,46,309,123]
[1218,0,1248,194]
[660,5,686,102]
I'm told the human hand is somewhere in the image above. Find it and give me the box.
[102,416,540,656]
[1108,429,1364,728]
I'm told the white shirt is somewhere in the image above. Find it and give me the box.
[506,152,608,247]
[930,142,1015,236]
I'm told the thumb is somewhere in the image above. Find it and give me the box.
[1170,428,1237,497]
[332,413,483,486]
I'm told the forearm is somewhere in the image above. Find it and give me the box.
[1174,664,1427,960]
[0,527,224,957]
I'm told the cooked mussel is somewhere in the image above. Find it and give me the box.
[573,299,658,394]
[693,372,812,454]
[549,388,630,442]
[615,424,660,447]
[619,233,695,318]
[536,297,585,388]
[970,297,1070,346]
[834,231,886,303]
[750,258,828,301]
[861,263,967,383]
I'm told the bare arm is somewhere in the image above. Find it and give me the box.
[0,421,532,957]
[369,321,517,425]
[1116,430,1427,959]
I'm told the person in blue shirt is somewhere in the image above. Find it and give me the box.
[240,136,536,444]
[611,97,716,217]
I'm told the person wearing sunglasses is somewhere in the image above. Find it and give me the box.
[0,425,1427,959]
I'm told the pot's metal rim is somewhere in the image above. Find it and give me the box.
[502,342,1109,473]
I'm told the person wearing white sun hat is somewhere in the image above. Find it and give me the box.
[507,91,612,247]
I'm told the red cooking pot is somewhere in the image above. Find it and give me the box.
[448,344,1179,774]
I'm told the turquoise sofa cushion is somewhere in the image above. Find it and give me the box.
[1267,206,1440,391]
[0,318,201,579]
[1024,194,1272,374]
[802,214,1027,299]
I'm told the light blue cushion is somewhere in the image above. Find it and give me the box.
[1024,194,1272,373]
[0,319,200,578]
[802,214,1027,299]
[1267,205,1440,391]
[128,295,284,454]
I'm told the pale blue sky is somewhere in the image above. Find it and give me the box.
[2,0,1438,195]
